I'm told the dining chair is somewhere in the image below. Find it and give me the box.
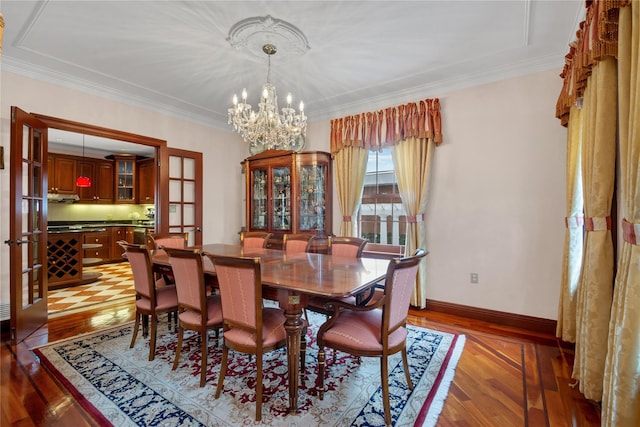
[165,247,223,387]
[147,232,189,256]
[205,253,287,421]
[316,248,428,425]
[282,233,313,255]
[118,241,179,361]
[306,236,370,318]
[327,235,367,258]
[239,231,273,249]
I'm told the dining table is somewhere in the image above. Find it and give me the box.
[152,243,391,414]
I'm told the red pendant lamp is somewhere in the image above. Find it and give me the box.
[76,134,91,188]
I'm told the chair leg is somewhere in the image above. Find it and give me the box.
[318,347,326,399]
[381,356,391,425]
[401,347,413,390]
[172,325,184,370]
[199,329,208,387]
[215,345,228,399]
[148,314,157,361]
[130,312,141,348]
[255,353,263,421]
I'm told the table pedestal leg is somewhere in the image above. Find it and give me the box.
[283,304,304,414]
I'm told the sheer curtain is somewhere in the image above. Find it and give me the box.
[556,104,584,343]
[330,99,442,308]
[602,4,640,426]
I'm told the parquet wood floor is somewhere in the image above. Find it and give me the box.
[1,292,601,426]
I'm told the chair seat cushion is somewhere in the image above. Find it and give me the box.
[321,309,407,352]
[135,286,178,312]
[178,295,223,327]
[223,307,286,348]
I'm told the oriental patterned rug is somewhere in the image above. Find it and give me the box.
[33,314,464,426]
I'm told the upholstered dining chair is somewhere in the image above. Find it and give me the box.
[316,248,428,425]
[165,247,223,387]
[282,233,313,255]
[205,253,287,421]
[239,231,273,249]
[147,232,188,255]
[327,235,367,258]
[306,236,370,319]
[118,241,179,361]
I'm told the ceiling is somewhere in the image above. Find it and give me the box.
[2,1,583,154]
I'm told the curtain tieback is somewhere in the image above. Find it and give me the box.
[343,215,353,222]
[584,216,612,231]
[407,214,424,223]
[622,218,640,245]
[565,215,584,228]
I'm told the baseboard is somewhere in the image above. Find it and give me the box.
[425,299,557,336]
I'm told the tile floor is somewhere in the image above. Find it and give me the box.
[48,262,134,316]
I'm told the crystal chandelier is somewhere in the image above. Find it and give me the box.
[228,44,307,155]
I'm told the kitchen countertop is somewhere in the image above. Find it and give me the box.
[47,221,155,234]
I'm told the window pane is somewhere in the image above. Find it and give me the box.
[359,148,404,246]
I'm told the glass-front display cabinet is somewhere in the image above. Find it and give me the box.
[243,150,332,244]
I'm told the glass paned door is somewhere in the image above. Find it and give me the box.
[272,166,291,231]
[251,169,268,229]
[167,148,202,246]
[299,164,327,231]
[9,107,49,344]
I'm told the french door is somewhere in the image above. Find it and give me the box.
[167,148,203,246]
[8,107,49,344]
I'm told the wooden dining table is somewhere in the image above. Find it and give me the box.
[152,243,390,414]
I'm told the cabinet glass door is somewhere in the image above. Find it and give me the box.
[271,166,291,231]
[251,169,268,229]
[116,158,135,201]
[299,164,327,231]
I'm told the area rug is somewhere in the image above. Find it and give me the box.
[33,313,465,426]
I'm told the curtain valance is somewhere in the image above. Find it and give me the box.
[556,0,623,126]
[330,98,442,155]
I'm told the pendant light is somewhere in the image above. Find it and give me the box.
[76,134,91,188]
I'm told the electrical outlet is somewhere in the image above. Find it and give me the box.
[470,273,479,284]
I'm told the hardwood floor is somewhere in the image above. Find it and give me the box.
[1,301,601,426]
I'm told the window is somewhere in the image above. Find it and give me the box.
[358,148,407,245]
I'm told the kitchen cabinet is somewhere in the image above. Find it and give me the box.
[83,230,111,264]
[137,157,155,203]
[108,154,138,203]
[47,154,76,194]
[48,232,83,287]
[243,150,332,245]
[111,226,134,261]
[76,159,114,203]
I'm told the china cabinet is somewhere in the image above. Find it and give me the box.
[243,150,332,246]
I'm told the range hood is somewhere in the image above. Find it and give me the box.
[47,193,79,203]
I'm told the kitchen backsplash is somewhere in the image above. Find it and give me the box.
[48,203,154,222]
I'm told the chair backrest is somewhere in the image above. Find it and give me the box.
[328,236,367,258]
[165,248,206,315]
[118,241,156,303]
[240,231,272,249]
[206,254,262,334]
[383,249,428,335]
[147,232,188,256]
[283,233,312,255]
